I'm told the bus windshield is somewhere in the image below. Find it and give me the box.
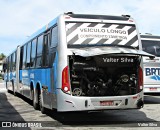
[142,40,160,57]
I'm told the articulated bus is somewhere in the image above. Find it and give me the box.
[3,13,153,113]
[141,34,160,93]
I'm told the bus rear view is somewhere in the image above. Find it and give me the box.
[57,13,153,111]
[141,34,160,93]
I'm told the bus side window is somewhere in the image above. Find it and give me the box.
[31,39,37,67]
[48,26,58,67]
[51,26,58,48]
[43,31,50,67]
[20,47,23,69]
[36,35,43,67]
[49,51,56,67]
[26,42,31,68]
[22,45,27,69]
[9,55,12,72]
[11,54,13,72]
[14,51,17,71]
[12,52,16,71]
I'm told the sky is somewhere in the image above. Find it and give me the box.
[0,0,160,55]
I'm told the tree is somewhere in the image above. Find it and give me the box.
[0,53,6,60]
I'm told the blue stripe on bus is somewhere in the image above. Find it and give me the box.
[20,68,52,92]
[19,51,59,94]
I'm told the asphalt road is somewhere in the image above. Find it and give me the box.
[0,81,160,130]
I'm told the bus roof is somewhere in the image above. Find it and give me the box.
[141,34,160,40]
[67,14,130,21]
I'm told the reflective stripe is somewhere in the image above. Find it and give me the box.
[66,22,139,47]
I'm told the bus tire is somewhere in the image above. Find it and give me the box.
[40,92,45,114]
[33,89,39,110]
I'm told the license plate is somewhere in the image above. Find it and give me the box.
[150,88,157,91]
[100,101,114,106]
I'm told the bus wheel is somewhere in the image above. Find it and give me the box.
[33,90,39,110]
[39,92,45,114]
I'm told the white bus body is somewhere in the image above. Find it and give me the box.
[141,34,160,93]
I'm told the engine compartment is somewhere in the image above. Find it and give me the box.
[69,55,141,97]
